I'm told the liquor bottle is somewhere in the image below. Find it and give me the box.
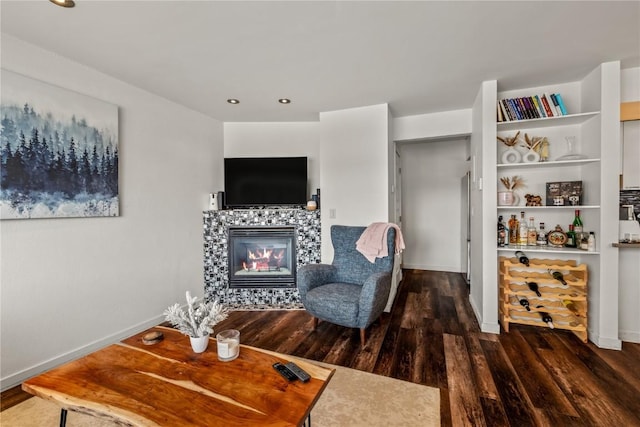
[527,217,537,246]
[536,222,547,246]
[517,295,531,311]
[573,209,583,233]
[497,215,506,247]
[508,214,518,245]
[588,232,596,252]
[540,312,555,328]
[565,224,576,248]
[549,269,567,286]
[518,211,528,245]
[526,281,541,296]
[515,250,530,267]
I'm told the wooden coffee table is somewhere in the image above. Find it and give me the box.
[22,326,334,426]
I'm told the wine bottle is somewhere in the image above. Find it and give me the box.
[573,209,583,233]
[526,281,541,297]
[565,224,576,248]
[562,299,579,315]
[548,269,567,286]
[540,312,555,328]
[515,250,530,267]
[517,295,531,311]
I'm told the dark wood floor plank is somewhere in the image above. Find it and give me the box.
[5,269,640,427]
[479,337,538,426]
[444,333,487,427]
[536,333,640,426]
[499,328,579,417]
[465,333,501,401]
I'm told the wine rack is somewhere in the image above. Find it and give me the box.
[498,256,588,342]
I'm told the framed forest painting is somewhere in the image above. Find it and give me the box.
[1,70,119,219]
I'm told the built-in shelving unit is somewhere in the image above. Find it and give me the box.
[471,61,620,348]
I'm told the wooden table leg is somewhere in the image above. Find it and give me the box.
[60,408,68,427]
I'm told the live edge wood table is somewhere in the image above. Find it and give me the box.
[22,326,334,426]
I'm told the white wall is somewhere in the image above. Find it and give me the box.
[399,138,469,271]
[223,122,320,197]
[621,66,640,102]
[319,104,391,262]
[0,35,224,390]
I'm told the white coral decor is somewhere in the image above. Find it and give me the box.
[164,291,229,338]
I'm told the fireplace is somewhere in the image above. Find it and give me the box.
[228,227,296,288]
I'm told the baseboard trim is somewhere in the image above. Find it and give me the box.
[588,330,623,350]
[402,264,462,273]
[619,330,640,344]
[0,314,164,392]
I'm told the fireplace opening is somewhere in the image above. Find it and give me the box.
[228,227,296,288]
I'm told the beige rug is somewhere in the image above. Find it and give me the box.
[1,364,439,426]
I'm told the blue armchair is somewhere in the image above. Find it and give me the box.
[297,225,396,345]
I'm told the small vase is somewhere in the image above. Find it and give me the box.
[498,191,516,206]
[501,147,521,164]
[522,148,541,163]
[190,334,210,353]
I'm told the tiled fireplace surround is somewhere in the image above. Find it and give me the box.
[204,208,321,309]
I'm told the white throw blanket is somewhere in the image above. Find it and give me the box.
[356,222,405,263]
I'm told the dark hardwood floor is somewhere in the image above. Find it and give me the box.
[3,270,640,426]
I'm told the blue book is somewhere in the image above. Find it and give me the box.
[554,93,568,115]
[508,98,523,120]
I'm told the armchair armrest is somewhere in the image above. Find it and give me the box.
[297,264,337,300]
[357,271,392,327]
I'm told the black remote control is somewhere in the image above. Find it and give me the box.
[273,362,297,381]
[285,361,311,383]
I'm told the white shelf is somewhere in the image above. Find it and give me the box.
[497,205,600,210]
[497,158,600,169]
[497,112,600,131]
[497,245,600,255]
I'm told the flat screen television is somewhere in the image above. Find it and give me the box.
[223,157,308,207]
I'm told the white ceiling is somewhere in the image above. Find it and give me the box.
[1,0,639,122]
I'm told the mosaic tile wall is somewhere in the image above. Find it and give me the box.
[203,208,321,309]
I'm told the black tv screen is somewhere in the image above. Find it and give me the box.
[224,157,308,207]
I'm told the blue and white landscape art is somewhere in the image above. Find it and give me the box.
[1,70,119,219]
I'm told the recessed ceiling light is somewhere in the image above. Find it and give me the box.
[227,99,240,104]
[278,98,291,104]
[49,0,76,7]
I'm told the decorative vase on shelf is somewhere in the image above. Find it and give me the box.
[190,335,210,353]
[498,191,519,206]
[522,148,541,163]
[501,147,522,164]
[556,136,587,161]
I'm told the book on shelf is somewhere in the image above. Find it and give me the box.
[550,94,562,116]
[555,93,568,115]
[497,93,568,122]
[540,94,555,117]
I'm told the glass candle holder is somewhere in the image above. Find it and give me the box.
[216,329,240,361]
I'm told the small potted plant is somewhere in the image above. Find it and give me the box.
[164,291,229,353]
[498,175,525,206]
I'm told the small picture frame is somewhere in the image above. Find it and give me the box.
[546,181,583,206]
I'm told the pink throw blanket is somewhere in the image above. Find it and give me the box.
[356,222,406,263]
